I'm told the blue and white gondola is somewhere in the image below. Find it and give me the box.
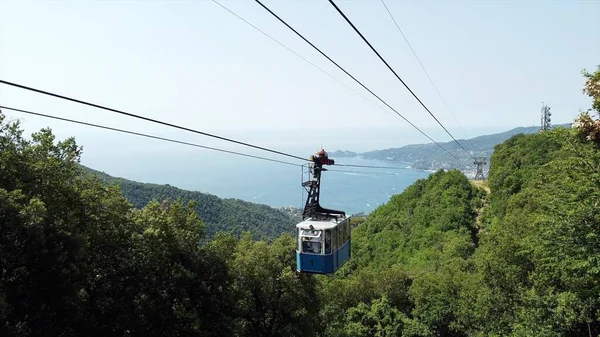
[296,216,351,274]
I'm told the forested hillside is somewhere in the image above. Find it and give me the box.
[79,166,298,241]
[313,67,600,336]
[0,112,320,336]
[1,66,599,336]
[318,123,598,336]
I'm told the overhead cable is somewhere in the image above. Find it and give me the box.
[253,0,460,162]
[328,169,399,176]
[0,80,308,162]
[379,0,475,150]
[211,0,393,118]
[335,163,406,170]
[327,0,475,160]
[0,105,411,172]
[0,105,301,167]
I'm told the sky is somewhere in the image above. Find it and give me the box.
[1,0,599,160]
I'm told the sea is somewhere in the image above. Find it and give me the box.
[81,149,431,215]
[11,113,517,215]
[41,126,451,216]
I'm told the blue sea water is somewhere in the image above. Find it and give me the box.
[14,120,503,215]
[83,149,431,215]
[13,115,514,215]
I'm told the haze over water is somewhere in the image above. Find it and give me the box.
[74,131,433,215]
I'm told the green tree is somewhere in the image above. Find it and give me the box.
[0,117,93,336]
[81,166,297,242]
[0,113,235,336]
[582,65,600,113]
[340,296,413,337]
[229,233,321,337]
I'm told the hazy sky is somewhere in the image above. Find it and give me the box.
[1,0,599,157]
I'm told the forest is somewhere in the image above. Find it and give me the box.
[79,166,299,241]
[0,66,599,336]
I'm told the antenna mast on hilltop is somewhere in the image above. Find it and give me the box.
[540,102,552,131]
[474,157,487,180]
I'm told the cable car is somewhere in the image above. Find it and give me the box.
[296,149,351,275]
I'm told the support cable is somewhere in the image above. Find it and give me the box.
[0,105,411,171]
[327,0,475,160]
[254,0,460,162]
[0,80,308,162]
[380,0,476,151]
[212,0,393,119]
[0,105,301,167]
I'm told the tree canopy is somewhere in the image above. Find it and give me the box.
[1,65,599,336]
[0,113,319,336]
[80,166,298,242]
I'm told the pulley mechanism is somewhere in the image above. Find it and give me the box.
[301,149,346,221]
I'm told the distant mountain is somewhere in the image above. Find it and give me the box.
[80,166,299,241]
[329,150,358,157]
[332,124,571,177]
